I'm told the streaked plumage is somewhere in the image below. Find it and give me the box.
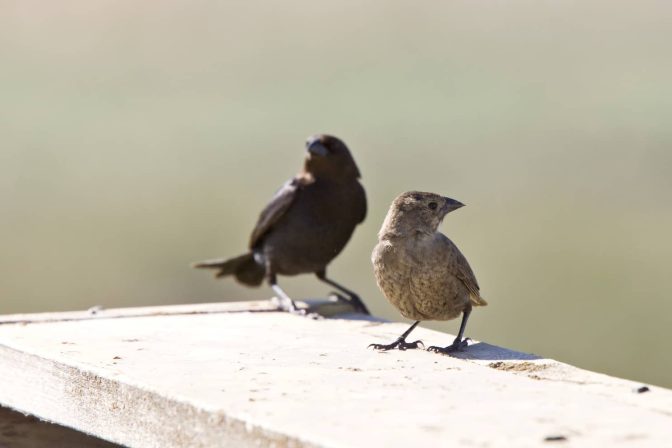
[370,191,486,352]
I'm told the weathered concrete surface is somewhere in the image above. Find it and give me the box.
[0,301,670,447]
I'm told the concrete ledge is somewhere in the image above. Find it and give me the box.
[0,300,670,447]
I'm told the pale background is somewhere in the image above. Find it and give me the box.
[2,1,671,387]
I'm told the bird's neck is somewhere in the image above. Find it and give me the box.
[300,168,357,185]
[378,225,434,242]
[378,210,436,240]
[304,160,355,178]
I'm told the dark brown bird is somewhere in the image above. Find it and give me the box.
[193,134,369,315]
[369,191,487,353]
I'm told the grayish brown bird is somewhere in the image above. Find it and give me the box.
[193,134,369,315]
[370,191,487,353]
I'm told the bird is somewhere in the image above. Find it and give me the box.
[193,134,370,315]
[369,191,487,353]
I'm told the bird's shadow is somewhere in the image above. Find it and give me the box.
[320,305,542,362]
[447,341,542,361]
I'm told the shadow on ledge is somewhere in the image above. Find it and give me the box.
[448,342,542,361]
[312,299,543,361]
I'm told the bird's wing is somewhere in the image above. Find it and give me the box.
[455,261,487,306]
[445,237,488,307]
[248,175,310,249]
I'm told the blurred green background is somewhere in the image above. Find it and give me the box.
[2,1,671,387]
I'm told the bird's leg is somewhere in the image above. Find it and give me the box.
[270,282,298,313]
[428,305,472,354]
[369,321,423,351]
[315,270,370,315]
[268,274,320,319]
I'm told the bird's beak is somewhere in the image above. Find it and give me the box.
[442,197,465,213]
[306,136,329,157]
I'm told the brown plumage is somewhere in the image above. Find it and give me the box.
[193,134,369,315]
[369,191,486,353]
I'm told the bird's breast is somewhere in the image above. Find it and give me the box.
[372,238,469,321]
[262,180,363,275]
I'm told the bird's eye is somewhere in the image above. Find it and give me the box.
[428,202,438,210]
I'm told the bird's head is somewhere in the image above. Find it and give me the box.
[380,191,465,237]
[304,134,361,179]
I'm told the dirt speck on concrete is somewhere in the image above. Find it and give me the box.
[488,361,549,373]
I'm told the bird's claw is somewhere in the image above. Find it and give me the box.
[291,308,323,320]
[427,338,471,354]
[368,339,424,351]
[272,297,323,320]
[399,340,424,350]
[328,291,370,315]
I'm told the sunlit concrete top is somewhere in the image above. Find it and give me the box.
[0,300,670,448]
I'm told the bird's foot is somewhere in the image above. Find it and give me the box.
[427,338,472,355]
[328,292,371,315]
[291,308,323,320]
[346,293,370,315]
[271,297,323,320]
[368,337,424,351]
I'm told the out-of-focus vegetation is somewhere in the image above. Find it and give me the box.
[2,1,671,387]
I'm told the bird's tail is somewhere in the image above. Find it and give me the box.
[469,293,488,307]
[192,253,265,287]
